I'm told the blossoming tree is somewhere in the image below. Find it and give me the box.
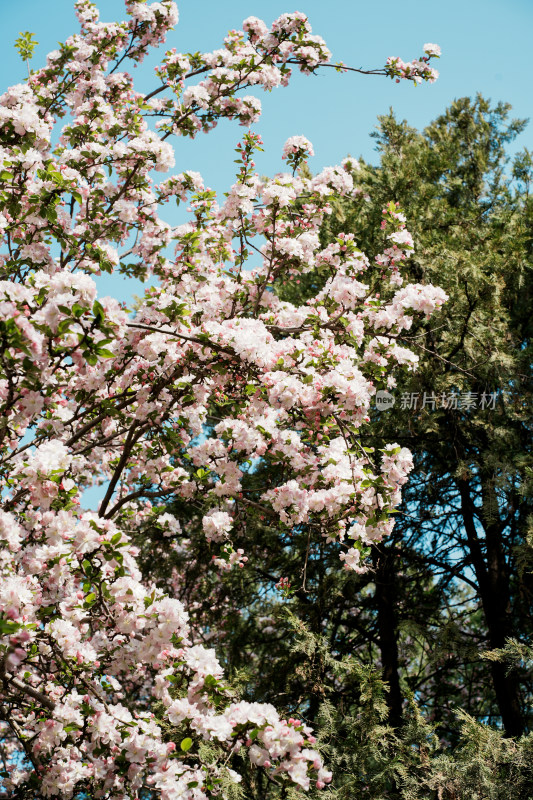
[0,1,444,796]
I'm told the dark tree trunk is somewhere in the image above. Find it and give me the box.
[373,545,403,728]
[457,477,524,736]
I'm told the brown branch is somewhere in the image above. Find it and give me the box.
[98,423,144,517]
[7,677,55,711]
[127,323,235,355]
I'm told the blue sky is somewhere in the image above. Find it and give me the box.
[3,0,532,186]
[2,0,532,300]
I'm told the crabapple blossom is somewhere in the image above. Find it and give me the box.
[0,0,443,796]
[423,43,442,57]
[202,510,233,542]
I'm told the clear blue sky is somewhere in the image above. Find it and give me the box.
[3,0,532,183]
[2,0,532,300]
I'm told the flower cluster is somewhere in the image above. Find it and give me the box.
[385,42,441,84]
[0,1,443,796]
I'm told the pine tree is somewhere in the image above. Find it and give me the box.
[316,95,533,737]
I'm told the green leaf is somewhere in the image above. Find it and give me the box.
[180,737,193,752]
[83,352,98,366]
[0,618,20,635]
[72,303,85,318]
